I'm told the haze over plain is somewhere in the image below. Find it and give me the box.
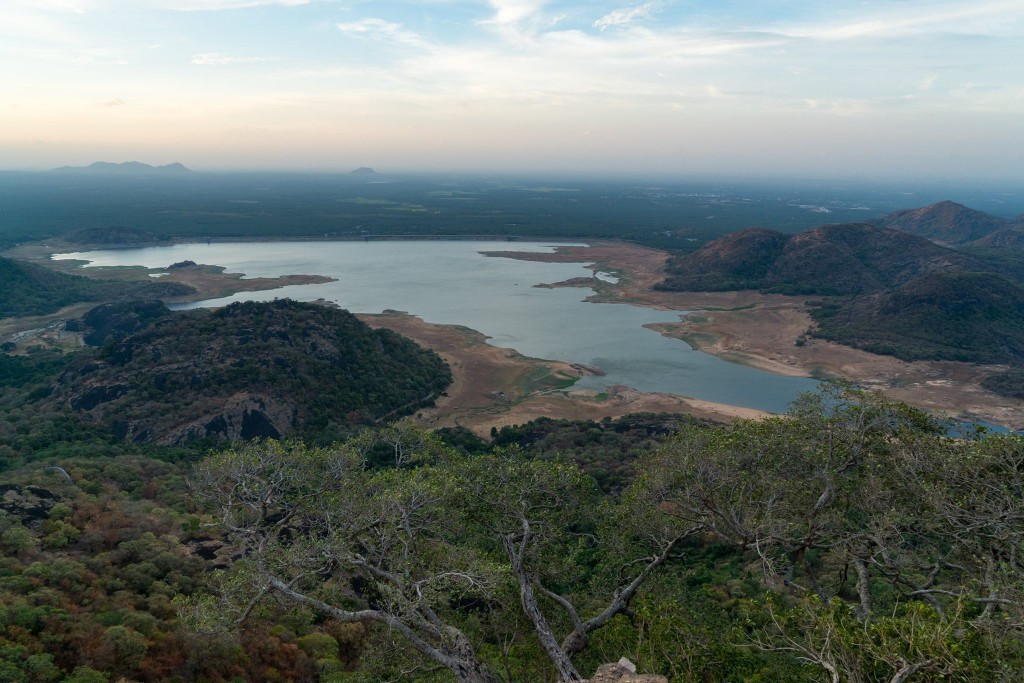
[2,0,1023,180]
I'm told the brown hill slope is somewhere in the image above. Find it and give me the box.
[810,271,1024,364]
[875,200,1008,245]
[967,226,1024,249]
[658,223,966,295]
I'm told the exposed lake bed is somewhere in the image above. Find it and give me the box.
[36,238,1024,431]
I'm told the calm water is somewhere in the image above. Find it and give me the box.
[55,241,818,413]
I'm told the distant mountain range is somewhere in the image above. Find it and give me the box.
[50,161,193,175]
[658,201,1024,367]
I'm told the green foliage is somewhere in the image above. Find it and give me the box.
[489,413,701,492]
[61,667,109,683]
[633,385,1024,681]
[810,271,1024,364]
[1,387,1022,682]
[982,368,1024,399]
[0,257,192,319]
[46,299,452,445]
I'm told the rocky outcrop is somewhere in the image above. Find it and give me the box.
[71,300,171,347]
[0,485,61,526]
[160,394,295,446]
[589,659,667,683]
[49,299,451,445]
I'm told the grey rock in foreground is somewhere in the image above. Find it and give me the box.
[589,658,667,683]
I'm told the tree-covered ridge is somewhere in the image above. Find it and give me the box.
[810,271,1024,363]
[48,299,452,445]
[655,222,1024,365]
[0,257,193,319]
[657,223,967,296]
[1,387,1022,682]
[982,368,1024,399]
[875,200,1019,245]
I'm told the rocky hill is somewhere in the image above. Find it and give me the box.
[658,223,966,295]
[874,200,1012,245]
[657,220,1024,365]
[967,227,1024,249]
[48,299,452,445]
[810,271,1024,364]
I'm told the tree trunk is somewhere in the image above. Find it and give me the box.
[446,630,502,683]
[516,571,586,682]
[854,557,873,619]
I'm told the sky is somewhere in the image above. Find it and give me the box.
[2,0,1023,179]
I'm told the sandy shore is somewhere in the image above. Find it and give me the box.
[487,241,1024,430]
[361,312,766,435]
[6,237,1022,431]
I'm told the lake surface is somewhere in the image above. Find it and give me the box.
[55,241,818,413]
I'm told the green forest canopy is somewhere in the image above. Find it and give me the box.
[1,385,1021,682]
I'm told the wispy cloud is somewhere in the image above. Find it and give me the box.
[594,2,657,31]
[191,52,276,65]
[98,98,125,106]
[483,0,550,26]
[784,1,1022,40]
[22,0,90,13]
[160,0,311,10]
[336,18,427,48]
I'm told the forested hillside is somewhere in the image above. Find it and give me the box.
[657,221,1024,365]
[48,299,452,445]
[811,271,1024,363]
[874,199,1015,244]
[657,223,967,296]
[0,257,193,318]
[0,386,1020,682]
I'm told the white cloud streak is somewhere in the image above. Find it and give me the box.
[483,0,550,25]
[336,18,428,48]
[782,1,1023,40]
[159,0,311,10]
[191,52,276,65]
[594,2,657,31]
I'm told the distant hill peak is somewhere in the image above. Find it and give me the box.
[51,161,194,174]
[875,200,1006,245]
[351,166,378,175]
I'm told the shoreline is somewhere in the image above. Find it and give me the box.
[484,241,1024,430]
[6,236,1023,431]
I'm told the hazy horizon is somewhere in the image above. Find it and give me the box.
[3,1,1023,182]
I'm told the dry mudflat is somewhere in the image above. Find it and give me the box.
[482,241,1023,430]
[6,238,1021,433]
[361,311,768,436]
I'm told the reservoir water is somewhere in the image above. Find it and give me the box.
[54,241,818,413]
